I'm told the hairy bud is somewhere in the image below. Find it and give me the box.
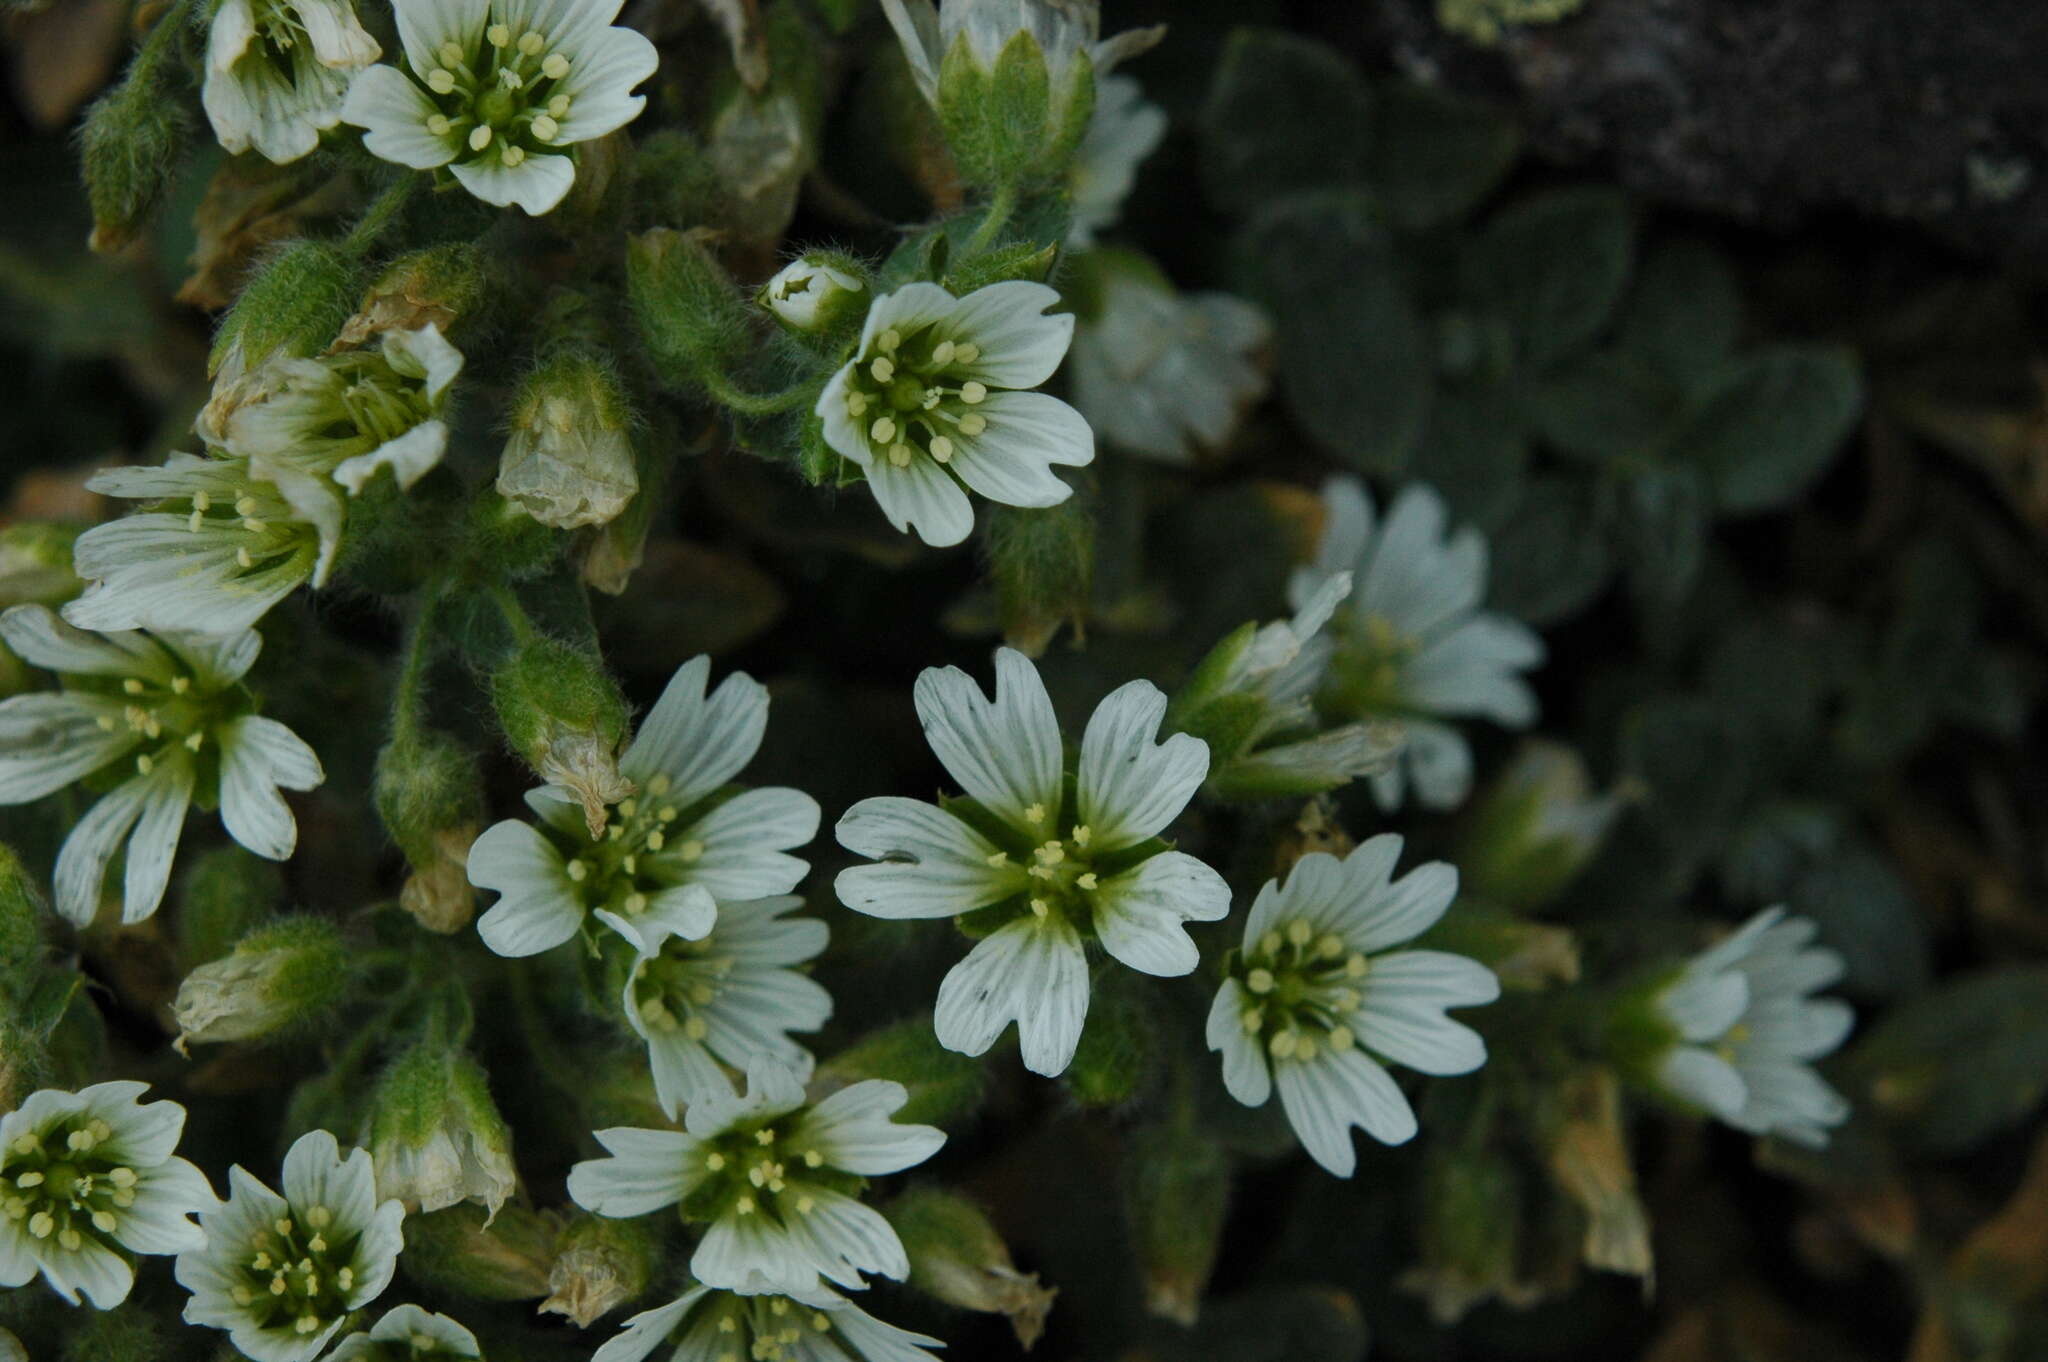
[541,1212,659,1327]
[496,348,640,531]
[490,635,634,836]
[888,1187,1056,1347]
[170,916,351,1050]
[369,1043,519,1219]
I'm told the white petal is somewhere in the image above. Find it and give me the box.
[692,1208,813,1296]
[1387,718,1475,812]
[467,820,583,957]
[1352,951,1498,1075]
[1657,1046,1746,1121]
[815,363,869,467]
[448,152,579,215]
[1658,968,1749,1043]
[0,604,165,677]
[112,1158,215,1254]
[834,797,1022,919]
[779,1184,910,1289]
[332,420,448,496]
[280,1131,377,1236]
[0,693,136,804]
[947,391,1092,508]
[215,715,323,861]
[1275,1048,1417,1176]
[944,281,1075,389]
[550,26,657,143]
[567,1128,700,1217]
[1091,851,1229,976]
[913,648,1062,831]
[859,282,962,354]
[122,757,197,924]
[1350,857,1458,954]
[1402,614,1544,725]
[621,657,765,804]
[1358,483,1486,640]
[340,64,457,168]
[933,914,1088,1077]
[594,1292,706,1362]
[1075,679,1207,852]
[41,1233,134,1307]
[796,1081,944,1175]
[1205,978,1272,1107]
[1290,476,1376,611]
[863,450,975,547]
[1730,1059,1849,1142]
[53,774,156,926]
[670,786,819,900]
[392,0,489,79]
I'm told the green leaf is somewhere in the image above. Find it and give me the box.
[1236,190,1432,474]
[1618,237,1744,388]
[1790,846,1930,1001]
[1717,799,1842,902]
[1461,186,1635,369]
[1201,29,1372,216]
[1408,379,1528,528]
[1613,464,1708,607]
[1369,81,1520,230]
[1851,967,2048,1155]
[1670,344,1864,512]
[1485,476,1613,625]
[1530,350,1686,465]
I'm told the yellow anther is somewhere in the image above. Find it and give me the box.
[295,1316,320,1334]
[96,715,117,731]
[426,112,452,135]
[235,495,259,516]
[108,1167,136,1189]
[337,1266,353,1290]
[796,1195,815,1214]
[931,340,956,364]
[541,52,570,79]
[706,1152,726,1171]
[1246,968,1275,995]
[1268,1031,1298,1059]
[123,678,145,695]
[1035,842,1064,864]
[469,125,493,151]
[1259,931,1282,957]
[954,343,979,363]
[870,357,895,382]
[735,1196,755,1216]
[517,29,545,55]
[548,94,571,117]
[187,509,205,532]
[985,851,1009,867]
[1345,953,1369,978]
[684,1017,709,1040]
[960,381,987,404]
[191,491,211,512]
[236,547,255,569]
[136,754,154,775]
[185,732,204,752]
[308,1234,326,1253]
[487,22,511,46]
[755,1128,776,1145]
[803,1149,823,1167]
[67,1128,94,1151]
[1317,934,1346,959]
[870,417,898,443]
[624,892,648,915]
[1024,803,1047,825]
[928,436,953,462]
[813,1313,831,1332]
[566,860,588,882]
[1295,1034,1318,1060]
[251,1252,272,1270]
[1241,1009,1263,1033]
[233,1285,254,1305]
[275,1218,294,1237]
[958,413,987,436]
[531,113,559,140]
[647,830,666,851]
[680,840,704,861]
[27,1212,52,1239]
[879,328,902,352]
[270,1274,287,1295]
[1075,872,1098,890]
[887,444,912,467]
[170,676,190,694]
[502,144,526,166]
[58,1228,81,1250]
[845,392,868,416]
[1286,920,1313,947]
[1328,1025,1355,1052]
[14,1172,42,1188]
[1030,898,1049,918]
[427,68,456,94]
[1071,825,1092,846]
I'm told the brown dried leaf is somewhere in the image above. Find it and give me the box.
[5,0,128,130]
[178,159,358,312]
[1547,1067,1655,1283]
[696,0,768,89]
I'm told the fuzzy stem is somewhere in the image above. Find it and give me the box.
[342,175,421,258]
[965,183,1020,255]
[695,367,822,417]
[388,585,444,744]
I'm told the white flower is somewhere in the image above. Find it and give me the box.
[1205,836,1500,1177]
[1068,74,1166,248]
[758,257,866,335]
[326,1303,480,1360]
[340,0,658,215]
[1068,253,1270,463]
[65,453,324,635]
[1653,908,1854,1147]
[597,1282,943,1362]
[1291,478,1544,811]
[0,605,323,926]
[567,1059,945,1297]
[835,647,1228,1077]
[203,0,381,164]
[466,655,820,958]
[177,1129,406,1362]
[0,1081,215,1309]
[881,0,1162,110]
[815,281,1094,548]
[608,895,832,1120]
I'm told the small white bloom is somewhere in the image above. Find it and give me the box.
[596,1282,943,1362]
[177,1130,406,1362]
[326,1303,480,1360]
[1653,908,1854,1147]
[0,1081,215,1309]
[758,256,866,334]
[65,453,325,635]
[607,895,832,1120]
[1291,477,1545,811]
[568,1059,945,1297]
[203,0,381,164]
[835,647,1228,1077]
[881,0,1162,110]
[815,281,1094,548]
[466,655,820,958]
[1068,74,1166,248]
[0,605,323,926]
[1206,836,1500,1177]
[1068,254,1270,463]
[340,0,658,215]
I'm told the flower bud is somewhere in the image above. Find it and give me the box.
[0,842,43,1006]
[1457,741,1626,911]
[888,1187,1056,1347]
[490,635,634,836]
[756,253,869,339]
[988,499,1094,657]
[0,523,82,610]
[496,349,640,531]
[80,41,190,254]
[375,730,485,935]
[174,847,285,971]
[1405,1139,1528,1324]
[627,227,753,394]
[170,916,351,1050]
[332,242,492,352]
[1123,1123,1229,1325]
[400,1203,557,1301]
[815,1016,989,1129]
[369,1043,519,1219]
[208,239,362,379]
[540,1211,659,1327]
[1064,981,1149,1108]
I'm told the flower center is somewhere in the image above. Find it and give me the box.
[1233,917,1372,1063]
[697,1294,837,1362]
[632,938,736,1041]
[1324,612,1418,716]
[173,477,319,581]
[228,1203,359,1338]
[562,773,703,921]
[86,660,230,777]
[1,1120,139,1259]
[684,1122,854,1229]
[840,325,993,470]
[416,19,577,169]
[1009,823,1101,923]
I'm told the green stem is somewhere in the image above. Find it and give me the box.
[965,183,1020,255]
[695,367,822,417]
[486,582,543,647]
[388,585,444,744]
[128,0,193,86]
[342,176,421,258]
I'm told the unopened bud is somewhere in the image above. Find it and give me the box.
[376,731,484,934]
[1123,1123,1228,1326]
[0,523,83,610]
[1403,1140,1527,1324]
[332,242,491,352]
[205,239,361,439]
[988,499,1094,657]
[400,1203,556,1301]
[0,843,44,1007]
[496,349,640,531]
[175,847,285,972]
[81,44,190,253]
[756,254,869,338]
[170,917,350,1050]
[932,25,1099,190]
[1458,741,1626,911]
[540,1211,658,1327]
[491,636,633,837]
[626,227,752,395]
[888,1188,1056,1347]
[1063,981,1148,1108]
[369,1044,519,1219]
